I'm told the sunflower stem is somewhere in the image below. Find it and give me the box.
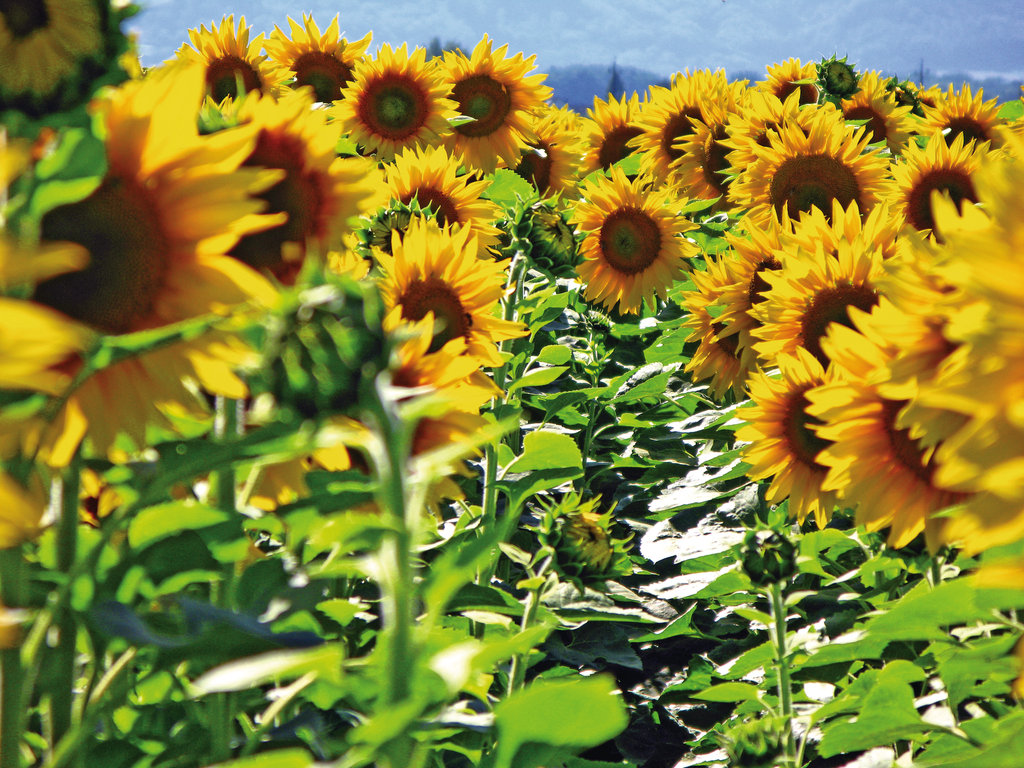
[769,580,797,766]
[0,546,26,768]
[508,554,552,694]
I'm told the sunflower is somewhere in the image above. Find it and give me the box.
[0,469,46,547]
[786,198,903,261]
[751,235,885,370]
[264,14,371,104]
[631,69,731,184]
[0,0,107,113]
[839,71,915,154]
[572,167,695,314]
[384,145,501,252]
[580,91,645,175]
[680,254,754,400]
[174,15,288,102]
[806,321,967,549]
[722,89,805,177]
[737,348,840,527]
[728,106,889,226]
[375,219,526,366]
[756,58,819,106]
[884,132,989,235]
[226,89,385,284]
[670,81,747,202]
[511,104,584,197]
[441,35,553,173]
[917,83,1006,149]
[27,64,283,462]
[330,43,457,162]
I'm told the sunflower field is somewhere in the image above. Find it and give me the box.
[3,3,1024,767]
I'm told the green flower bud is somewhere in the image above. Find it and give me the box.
[741,529,797,587]
[719,715,786,768]
[817,56,860,100]
[534,493,632,588]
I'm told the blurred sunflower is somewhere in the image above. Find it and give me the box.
[756,58,819,106]
[807,320,967,549]
[787,199,903,261]
[28,64,283,462]
[580,91,645,175]
[376,219,526,366]
[385,145,502,251]
[728,106,889,225]
[330,43,457,161]
[751,237,885,369]
[681,254,753,400]
[737,348,839,527]
[512,104,584,197]
[631,69,730,183]
[839,71,915,154]
[227,89,385,284]
[885,132,988,235]
[264,14,371,104]
[442,35,552,173]
[572,167,695,314]
[0,0,107,113]
[0,470,46,547]
[175,15,288,102]
[918,83,1006,148]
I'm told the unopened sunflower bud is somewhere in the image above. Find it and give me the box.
[817,56,859,100]
[741,529,797,587]
[719,715,786,768]
[534,493,632,588]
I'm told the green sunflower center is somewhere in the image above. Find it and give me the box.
[293,51,354,103]
[800,281,879,367]
[452,74,512,138]
[906,167,978,233]
[784,388,831,472]
[398,277,472,352]
[597,125,642,170]
[360,76,427,140]
[770,154,860,221]
[206,56,263,102]
[598,208,663,275]
[229,128,325,283]
[0,0,49,38]
[34,176,169,335]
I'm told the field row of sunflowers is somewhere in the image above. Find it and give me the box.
[2,2,1024,767]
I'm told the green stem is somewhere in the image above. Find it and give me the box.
[770,580,796,766]
[48,455,82,762]
[507,555,551,694]
[1,547,26,768]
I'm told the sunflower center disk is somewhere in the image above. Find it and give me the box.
[452,75,512,138]
[515,143,552,192]
[362,78,426,140]
[747,257,782,308]
[661,109,702,161]
[399,277,472,352]
[405,187,460,227]
[800,282,879,367]
[34,177,170,335]
[880,398,934,484]
[906,168,978,232]
[943,117,988,146]
[784,388,831,471]
[0,0,49,38]
[844,105,888,146]
[771,154,859,220]
[206,56,262,101]
[597,125,642,170]
[294,52,353,103]
[599,209,662,275]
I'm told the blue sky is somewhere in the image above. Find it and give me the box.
[130,0,1024,81]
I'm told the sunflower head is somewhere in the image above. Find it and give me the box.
[817,55,859,101]
[534,493,632,588]
[355,197,433,259]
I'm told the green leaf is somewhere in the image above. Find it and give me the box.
[535,345,572,365]
[503,430,583,474]
[192,645,344,694]
[493,675,627,768]
[128,502,232,550]
[692,682,763,703]
[206,748,314,768]
[483,168,538,208]
[997,99,1024,121]
[507,366,569,394]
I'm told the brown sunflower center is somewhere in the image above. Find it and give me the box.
[702,124,731,195]
[801,281,879,367]
[747,256,782,308]
[942,117,989,146]
[598,208,663,275]
[398,277,472,352]
[229,128,326,281]
[401,187,460,227]
[293,51,354,103]
[597,125,642,170]
[206,55,263,102]
[34,176,169,335]
[0,0,48,38]
[515,141,552,193]
[774,80,819,107]
[880,398,933,484]
[770,153,860,221]
[784,388,830,471]
[661,108,703,161]
[360,75,428,140]
[905,167,977,233]
[452,74,512,138]
[844,105,889,146]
